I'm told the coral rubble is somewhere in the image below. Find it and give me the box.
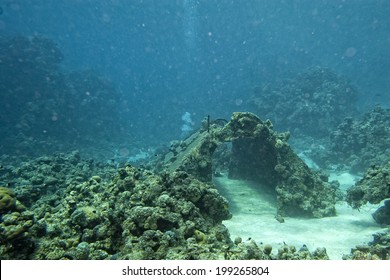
[0,151,331,260]
[343,230,390,260]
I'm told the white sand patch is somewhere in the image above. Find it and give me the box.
[214,175,383,260]
[329,172,361,191]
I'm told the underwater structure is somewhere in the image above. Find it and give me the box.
[158,112,337,218]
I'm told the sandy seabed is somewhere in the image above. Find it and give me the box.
[214,173,384,260]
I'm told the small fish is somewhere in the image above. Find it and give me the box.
[0,7,3,15]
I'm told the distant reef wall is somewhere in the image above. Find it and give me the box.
[306,106,390,173]
[0,35,123,156]
[248,66,359,138]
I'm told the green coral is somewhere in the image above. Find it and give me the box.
[0,187,16,213]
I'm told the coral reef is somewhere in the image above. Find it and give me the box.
[1,155,233,259]
[347,161,390,225]
[343,230,390,260]
[0,152,331,260]
[0,151,115,207]
[0,187,16,213]
[328,106,390,173]
[0,187,34,259]
[248,66,358,138]
[157,112,336,218]
[0,35,123,158]
[157,129,219,182]
[276,244,328,260]
[225,240,328,260]
[347,161,390,208]
[222,112,336,218]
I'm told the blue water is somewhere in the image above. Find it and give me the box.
[0,0,389,159]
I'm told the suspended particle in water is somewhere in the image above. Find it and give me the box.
[119,148,130,157]
[345,47,357,58]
